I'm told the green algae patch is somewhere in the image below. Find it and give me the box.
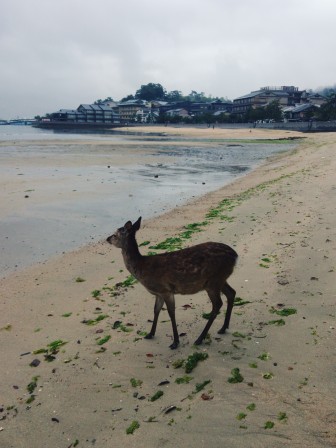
[194,380,211,393]
[126,420,140,434]
[270,307,297,316]
[185,352,209,373]
[150,390,164,401]
[96,335,111,345]
[172,352,209,373]
[175,376,193,384]
[228,368,244,383]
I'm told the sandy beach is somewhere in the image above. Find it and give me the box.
[1,127,335,447]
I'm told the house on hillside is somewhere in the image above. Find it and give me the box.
[232,86,303,115]
[300,92,327,106]
[232,86,327,116]
[283,103,319,121]
[47,104,120,124]
[117,99,149,122]
[135,108,159,123]
[208,100,233,114]
[165,108,190,118]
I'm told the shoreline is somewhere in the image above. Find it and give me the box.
[0,127,300,277]
[1,128,336,447]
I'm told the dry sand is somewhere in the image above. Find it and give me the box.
[1,127,335,447]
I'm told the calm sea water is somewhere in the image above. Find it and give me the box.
[0,125,296,276]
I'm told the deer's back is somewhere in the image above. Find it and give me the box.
[134,242,238,295]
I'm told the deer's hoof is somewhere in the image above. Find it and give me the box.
[144,333,154,340]
[217,327,227,334]
[194,338,203,346]
[169,341,179,350]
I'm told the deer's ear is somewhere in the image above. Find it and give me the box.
[124,221,133,231]
[133,217,142,232]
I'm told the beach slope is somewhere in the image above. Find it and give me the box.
[1,128,335,447]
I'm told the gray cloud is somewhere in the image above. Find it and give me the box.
[1,0,336,118]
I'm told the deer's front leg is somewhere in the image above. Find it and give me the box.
[145,295,164,340]
[164,294,179,349]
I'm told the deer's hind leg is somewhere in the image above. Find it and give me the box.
[194,288,223,346]
[218,282,236,334]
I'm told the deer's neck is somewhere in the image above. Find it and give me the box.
[121,235,143,276]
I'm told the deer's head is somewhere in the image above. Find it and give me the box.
[107,217,142,248]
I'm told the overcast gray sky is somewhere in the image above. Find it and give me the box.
[1,0,335,119]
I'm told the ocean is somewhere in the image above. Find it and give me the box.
[0,125,296,276]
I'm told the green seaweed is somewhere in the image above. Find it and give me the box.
[268,319,286,326]
[33,348,48,354]
[172,359,185,369]
[126,420,140,434]
[278,412,288,422]
[149,237,183,251]
[91,289,101,298]
[259,263,270,268]
[75,277,85,282]
[130,378,143,388]
[270,307,297,316]
[26,395,35,404]
[96,335,111,345]
[83,314,109,326]
[236,412,247,421]
[139,240,151,247]
[137,330,148,337]
[264,421,275,429]
[119,275,137,288]
[113,321,133,332]
[175,376,193,384]
[258,352,270,361]
[228,368,244,383]
[184,221,208,231]
[233,297,251,307]
[185,352,209,373]
[173,353,209,372]
[119,324,133,332]
[232,332,246,338]
[246,403,256,411]
[48,339,67,352]
[150,390,164,401]
[194,380,211,393]
[27,376,39,394]
[249,362,258,368]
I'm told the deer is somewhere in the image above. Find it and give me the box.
[107,217,238,349]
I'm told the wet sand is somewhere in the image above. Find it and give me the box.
[0,127,298,276]
[0,127,335,447]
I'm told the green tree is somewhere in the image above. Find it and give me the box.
[120,94,135,102]
[165,90,184,102]
[186,90,208,102]
[94,96,114,104]
[135,83,166,101]
[316,85,336,97]
[243,100,282,122]
[264,100,283,121]
[316,93,336,120]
